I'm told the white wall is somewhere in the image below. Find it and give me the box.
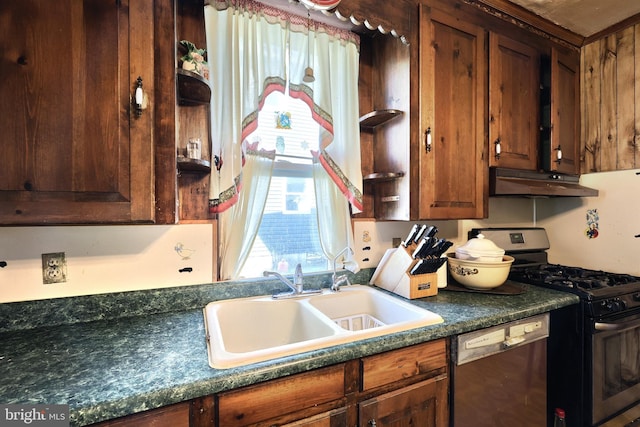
[3,170,636,303]
[353,197,539,269]
[354,170,640,278]
[0,224,213,303]
[537,169,640,275]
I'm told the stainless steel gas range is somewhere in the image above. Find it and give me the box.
[472,228,640,427]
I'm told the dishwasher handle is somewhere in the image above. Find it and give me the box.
[503,336,526,347]
[455,313,549,366]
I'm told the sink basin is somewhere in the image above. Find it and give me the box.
[307,286,442,332]
[203,285,443,368]
[209,297,338,353]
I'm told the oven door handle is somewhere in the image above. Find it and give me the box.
[594,318,640,331]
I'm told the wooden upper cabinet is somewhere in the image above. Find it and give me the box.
[0,0,155,225]
[489,33,540,170]
[548,47,581,174]
[418,4,488,219]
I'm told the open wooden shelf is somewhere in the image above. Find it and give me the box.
[177,68,211,106]
[177,156,211,173]
[359,109,403,130]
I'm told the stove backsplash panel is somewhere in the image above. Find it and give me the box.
[537,169,640,276]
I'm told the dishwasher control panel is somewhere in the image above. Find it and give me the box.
[454,313,549,365]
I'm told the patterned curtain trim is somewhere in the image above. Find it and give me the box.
[241,76,334,149]
[209,174,242,214]
[211,0,360,47]
[313,149,363,211]
[209,145,276,214]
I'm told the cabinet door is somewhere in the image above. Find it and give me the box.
[549,47,581,174]
[359,375,449,427]
[419,4,487,219]
[489,33,539,170]
[0,0,155,224]
[280,407,348,427]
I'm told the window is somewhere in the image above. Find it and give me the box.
[206,3,362,281]
[239,91,330,278]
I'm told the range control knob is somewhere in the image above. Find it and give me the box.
[600,299,624,314]
[633,293,640,302]
[600,300,614,314]
[603,298,627,314]
[617,298,627,311]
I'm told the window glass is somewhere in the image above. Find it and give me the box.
[239,91,330,278]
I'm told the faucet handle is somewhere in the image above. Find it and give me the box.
[294,263,303,286]
[331,274,351,292]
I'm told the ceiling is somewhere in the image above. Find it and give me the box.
[506,0,640,37]
[260,0,640,42]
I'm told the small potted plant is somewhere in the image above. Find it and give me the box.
[180,40,209,79]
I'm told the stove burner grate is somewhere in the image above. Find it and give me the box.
[511,263,640,293]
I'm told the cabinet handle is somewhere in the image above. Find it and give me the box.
[133,76,145,117]
[494,137,501,160]
[368,420,377,427]
[555,145,562,164]
[425,127,432,153]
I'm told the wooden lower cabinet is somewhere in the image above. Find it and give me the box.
[89,339,448,427]
[280,408,349,427]
[359,375,448,427]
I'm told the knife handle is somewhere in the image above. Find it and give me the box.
[417,237,434,258]
[413,224,428,243]
[402,224,419,247]
[409,260,424,275]
[411,238,428,258]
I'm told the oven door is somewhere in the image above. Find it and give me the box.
[592,312,640,426]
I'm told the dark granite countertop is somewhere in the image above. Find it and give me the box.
[0,274,578,426]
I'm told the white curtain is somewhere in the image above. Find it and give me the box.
[205,0,362,279]
[219,146,275,280]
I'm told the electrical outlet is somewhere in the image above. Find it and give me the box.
[42,252,67,284]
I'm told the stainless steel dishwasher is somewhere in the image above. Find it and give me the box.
[451,313,549,427]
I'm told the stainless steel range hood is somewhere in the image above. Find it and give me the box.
[489,168,599,197]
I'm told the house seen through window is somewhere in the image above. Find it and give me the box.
[239,90,330,278]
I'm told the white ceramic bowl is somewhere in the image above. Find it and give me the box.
[446,253,514,290]
[455,234,505,263]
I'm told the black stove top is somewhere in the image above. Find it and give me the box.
[509,263,640,318]
[510,263,640,296]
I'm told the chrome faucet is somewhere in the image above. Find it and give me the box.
[264,263,322,299]
[331,247,354,292]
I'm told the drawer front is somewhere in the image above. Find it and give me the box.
[218,364,345,426]
[91,402,190,427]
[361,339,447,391]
